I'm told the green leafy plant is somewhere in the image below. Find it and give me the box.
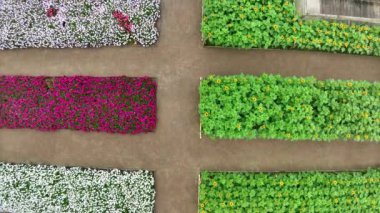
[199,74,379,142]
[199,170,380,212]
[201,0,380,56]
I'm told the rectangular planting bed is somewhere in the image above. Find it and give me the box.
[0,76,157,134]
[199,74,379,142]
[0,162,155,213]
[199,170,380,212]
[0,0,160,49]
[201,0,380,56]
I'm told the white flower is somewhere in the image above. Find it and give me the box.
[0,0,160,49]
[0,162,155,213]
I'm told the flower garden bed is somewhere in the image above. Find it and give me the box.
[0,0,160,49]
[199,170,380,212]
[0,76,157,134]
[0,162,155,213]
[201,0,380,56]
[199,74,379,142]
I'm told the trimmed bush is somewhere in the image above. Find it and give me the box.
[0,0,160,49]
[201,0,380,56]
[0,76,157,134]
[0,163,155,213]
[199,74,379,142]
[199,170,380,212]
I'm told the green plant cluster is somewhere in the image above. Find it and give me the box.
[199,170,380,212]
[201,0,380,56]
[199,74,380,142]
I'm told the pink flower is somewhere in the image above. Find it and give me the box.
[0,76,157,134]
[113,10,133,32]
[46,6,59,18]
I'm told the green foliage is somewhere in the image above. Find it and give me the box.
[199,74,380,142]
[201,0,380,56]
[199,170,380,212]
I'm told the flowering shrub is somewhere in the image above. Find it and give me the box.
[199,74,380,142]
[202,0,380,56]
[0,0,160,49]
[0,162,155,213]
[199,170,380,212]
[0,76,157,134]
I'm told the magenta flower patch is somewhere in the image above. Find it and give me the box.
[0,76,157,134]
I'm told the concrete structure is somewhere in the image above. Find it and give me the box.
[296,0,380,25]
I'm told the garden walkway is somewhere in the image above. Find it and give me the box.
[0,0,380,212]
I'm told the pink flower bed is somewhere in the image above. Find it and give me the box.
[0,76,157,134]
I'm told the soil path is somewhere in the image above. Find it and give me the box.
[1,0,380,212]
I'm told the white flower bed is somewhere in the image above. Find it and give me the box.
[0,0,160,49]
[0,163,155,213]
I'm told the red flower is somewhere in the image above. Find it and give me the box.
[113,10,133,32]
[47,7,58,18]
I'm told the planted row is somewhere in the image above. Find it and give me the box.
[0,76,157,134]
[0,0,160,49]
[199,74,379,142]
[199,170,380,212]
[202,0,380,56]
[0,162,155,213]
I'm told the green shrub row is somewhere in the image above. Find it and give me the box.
[201,0,380,56]
[199,74,379,142]
[199,170,380,212]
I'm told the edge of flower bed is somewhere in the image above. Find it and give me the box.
[1,75,157,80]
[198,174,201,213]
[201,42,379,58]
[1,161,155,174]
[199,168,377,174]
[198,132,374,143]
[200,77,203,140]
[0,43,143,51]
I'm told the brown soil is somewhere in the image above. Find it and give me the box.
[0,0,380,212]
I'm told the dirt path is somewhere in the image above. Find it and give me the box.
[0,0,380,212]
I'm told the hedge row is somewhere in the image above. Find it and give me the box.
[199,74,379,142]
[201,0,380,56]
[0,0,160,49]
[0,76,157,134]
[0,163,155,213]
[199,170,380,212]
